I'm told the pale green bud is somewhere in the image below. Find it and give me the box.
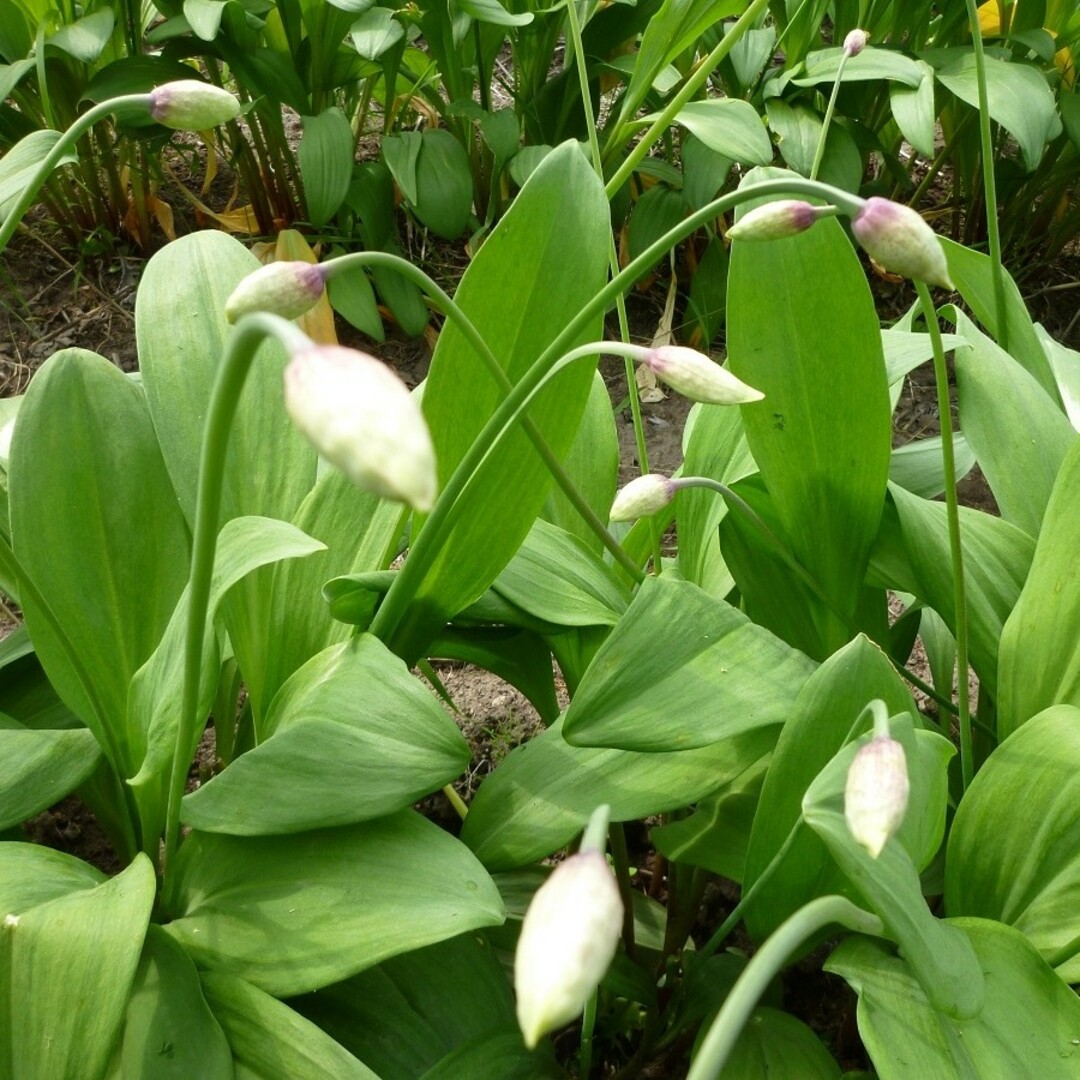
[844,735,909,858]
[728,200,821,242]
[284,346,437,511]
[226,261,327,323]
[515,850,623,1048]
[851,197,954,290]
[610,474,677,522]
[149,80,241,131]
[646,346,764,405]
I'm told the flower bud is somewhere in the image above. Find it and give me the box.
[226,261,327,324]
[850,197,954,290]
[645,346,764,406]
[727,200,822,242]
[149,80,241,131]
[844,734,909,858]
[284,346,437,511]
[843,29,869,57]
[610,474,677,522]
[515,850,623,1048]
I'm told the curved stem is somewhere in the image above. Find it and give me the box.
[162,313,310,879]
[915,280,972,788]
[809,52,849,181]
[687,896,883,1080]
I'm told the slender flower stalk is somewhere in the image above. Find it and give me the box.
[809,30,867,181]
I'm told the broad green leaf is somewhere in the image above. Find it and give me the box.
[420,1030,556,1078]
[888,484,1034,700]
[728,169,892,657]
[299,107,354,227]
[718,1007,840,1078]
[826,921,1080,1079]
[83,56,216,104]
[1036,323,1080,430]
[742,636,920,941]
[456,0,532,26]
[1,855,155,1080]
[8,349,189,774]
[935,51,1057,171]
[998,441,1080,737]
[0,629,81,731]
[47,9,114,61]
[392,142,609,660]
[882,328,966,394]
[889,60,937,158]
[793,46,925,87]
[947,705,1080,981]
[0,59,35,105]
[764,98,861,191]
[201,972,377,1078]
[382,131,422,205]
[163,813,504,995]
[184,0,227,40]
[951,310,1076,537]
[0,130,77,223]
[651,785,760,881]
[327,260,384,341]
[888,433,976,500]
[351,8,404,60]
[656,98,772,164]
[181,635,469,833]
[412,128,474,239]
[627,183,685,265]
[0,718,100,831]
[0,843,104,915]
[562,575,816,752]
[118,926,233,1080]
[461,716,777,870]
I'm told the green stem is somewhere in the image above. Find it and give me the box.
[608,820,637,959]
[687,897,883,1080]
[915,281,972,788]
[162,313,311,879]
[580,990,599,1079]
[442,783,469,819]
[963,0,1007,348]
[809,52,849,181]
[0,94,153,257]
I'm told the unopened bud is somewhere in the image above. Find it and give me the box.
[728,200,822,242]
[843,29,868,57]
[515,850,623,1048]
[284,346,437,511]
[226,261,327,323]
[149,80,241,131]
[851,197,954,290]
[610,474,677,522]
[844,734,909,858]
[645,346,764,406]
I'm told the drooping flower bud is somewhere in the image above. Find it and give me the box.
[284,346,437,511]
[843,29,869,57]
[610,474,677,522]
[515,849,623,1048]
[225,261,327,324]
[727,200,822,242]
[149,80,241,131]
[645,346,764,406]
[850,197,954,290]
[844,734,909,858]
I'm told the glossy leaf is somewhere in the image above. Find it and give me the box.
[889,60,937,158]
[659,98,772,164]
[889,434,976,499]
[47,9,114,60]
[456,0,532,25]
[794,46,924,86]
[412,128,474,239]
[163,813,504,995]
[350,7,404,60]
[0,130,77,223]
[0,843,104,915]
[299,107,354,227]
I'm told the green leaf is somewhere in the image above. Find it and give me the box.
[461,716,777,870]
[201,971,378,1078]
[83,56,215,104]
[951,309,1076,537]
[888,434,976,500]
[794,46,925,87]
[299,107,354,227]
[382,131,422,205]
[8,349,190,774]
[720,1007,840,1078]
[561,575,816,752]
[0,843,105,915]
[889,60,937,158]
[350,7,405,60]
[657,98,772,165]
[651,786,759,881]
[627,183,686,265]
[0,60,35,106]
[393,141,610,659]
[728,169,892,657]
[826,921,1080,1079]
[0,130,77,223]
[181,635,469,833]
[164,813,504,995]
[412,128,474,239]
[1,855,155,1080]
[455,0,532,26]
[47,9,114,61]
[946,705,1080,981]
[997,441,1080,737]
[1036,323,1080,430]
[420,1030,556,1078]
[118,926,233,1080]
[327,261,384,341]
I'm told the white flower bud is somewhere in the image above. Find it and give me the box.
[149,80,241,131]
[645,346,764,406]
[844,735,909,858]
[610,474,677,522]
[850,197,954,290]
[727,200,823,242]
[226,261,327,323]
[843,29,869,57]
[284,346,437,511]
[515,850,623,1048]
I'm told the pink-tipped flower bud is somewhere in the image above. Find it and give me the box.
[149,80,241,131]
[728,200,823,242]
[843,28,869,57]
[610,474,677,522]
[645,346,764,406]
[844,734,909,858]
[851,197,954,290]
[284,346,437,511]
[225,261,327,324]
[515,850,623,1048]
